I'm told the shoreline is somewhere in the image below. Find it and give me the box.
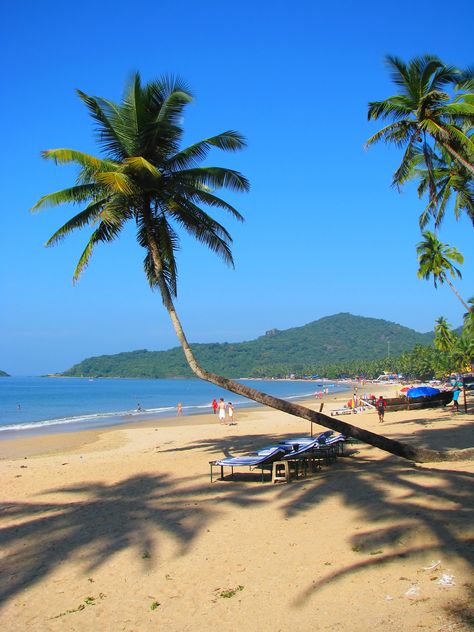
[0,378,356,445]
[0,383,391,460]
[1,383,472,631]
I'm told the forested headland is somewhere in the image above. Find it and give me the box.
[61,313,445,380]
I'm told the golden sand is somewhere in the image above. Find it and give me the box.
[1,385,473,631]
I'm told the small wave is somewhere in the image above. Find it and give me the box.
[0,406,176,433]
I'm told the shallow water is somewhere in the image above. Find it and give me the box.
[0,376,346,437]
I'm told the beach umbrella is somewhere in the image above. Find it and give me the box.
[407,386,440,398]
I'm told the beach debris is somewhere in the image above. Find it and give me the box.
[405,584,420,598]
[422,560,441,571]
[437,574,455,587]
[216,585,244,599]
[385,595,393,601]
[150,601,161,611]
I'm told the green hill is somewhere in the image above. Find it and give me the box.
[62,313,434,378]
[0,369,10,377]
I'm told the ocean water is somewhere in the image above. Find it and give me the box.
[0,376,348,438]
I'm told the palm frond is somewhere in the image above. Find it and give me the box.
[167,131,247,171]
[41,149,116,171]
[31,184,100,212]
[45,199,107,246]
[123,156,161,178]
[95,171,135,195]
[177,167,250,193]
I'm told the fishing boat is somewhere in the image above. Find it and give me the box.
[383,389,453,412]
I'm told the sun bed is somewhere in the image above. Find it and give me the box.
[281,437,325,476]
[282,431,346,468]
[209,446,286,482]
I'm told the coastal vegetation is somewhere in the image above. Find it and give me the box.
[62,313,434,378]
[0,370,10,377]
[367,53,473,374]
[33,69,473,464]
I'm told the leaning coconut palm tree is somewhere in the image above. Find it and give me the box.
[32,74,473,463]
[417,231,470,312]
[366,54,474,183]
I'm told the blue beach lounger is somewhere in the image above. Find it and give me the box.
[210,446,286,482]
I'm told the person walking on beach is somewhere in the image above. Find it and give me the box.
[212,398,218,415]
[227,402,235,425]
[452,386,461,412]
[218,398,226,424]
[177,402,183,416]
[376,396,386,422]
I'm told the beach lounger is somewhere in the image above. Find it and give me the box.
[209,446,286,482]
[255,432,334,458]
[281,437,324,476]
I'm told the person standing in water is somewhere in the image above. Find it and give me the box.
[177,402,183,416]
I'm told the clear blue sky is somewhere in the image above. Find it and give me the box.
[1,0,473,375]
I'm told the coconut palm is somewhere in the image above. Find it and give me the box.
[434,316,457,352]
[417,231,470,311]
[452,335,474,373]
[32,74,471,463]
[414,146,474,229]
[366,55,474,184]
[463,297,474,338]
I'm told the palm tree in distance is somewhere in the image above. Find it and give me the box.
[463,297,474,338]
[417,231,470,312]
[433,316,457,352]
[32,74,471,464]
[366,55,474,183]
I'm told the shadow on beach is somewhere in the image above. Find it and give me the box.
[0,416,473,629]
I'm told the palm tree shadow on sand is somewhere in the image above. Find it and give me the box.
[1,420,473,628]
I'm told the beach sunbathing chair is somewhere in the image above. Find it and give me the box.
[254,432,334,458]
[209,446,286,483]
[321,433,347,459]
[281,437,328,476]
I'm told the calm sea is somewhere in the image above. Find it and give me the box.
[0,377,348,438]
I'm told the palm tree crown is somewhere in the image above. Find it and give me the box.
[417,231,470,311]
[32,73,249,297]
[366,54,474,186]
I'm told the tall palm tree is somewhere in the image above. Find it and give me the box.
[417,231,470,311]
[433,316,457,352]
[366,55,474,184]
[32,74,468,463]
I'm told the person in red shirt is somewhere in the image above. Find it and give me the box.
[376,396,386,422]
[212,398,218,415]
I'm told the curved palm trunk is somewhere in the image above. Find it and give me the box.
[445,278,471,312]
[146,226,472,464]
[442,142,474,178]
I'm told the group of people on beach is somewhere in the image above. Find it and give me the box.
[211,398,236,425]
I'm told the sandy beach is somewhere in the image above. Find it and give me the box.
[1,385,473,631]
